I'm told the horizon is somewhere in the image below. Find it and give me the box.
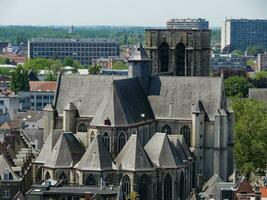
[1,0,267,27]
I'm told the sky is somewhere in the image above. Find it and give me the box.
[0,0,266,27]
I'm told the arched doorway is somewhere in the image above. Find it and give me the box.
[175,42,186,76]
[58,171,68,185]
[122,175,131,200]
[164,174,172,200]
[161,124,172,135]
[180,172,185,200]
[159,42,169,72]
[139,174,150,200]
[35,167,42,183]
[181,125,191,147]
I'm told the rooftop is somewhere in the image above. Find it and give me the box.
[29,38,119,43]
[29,81,57,92]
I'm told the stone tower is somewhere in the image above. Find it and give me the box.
[128,42,152,93]
[145,28,211,76]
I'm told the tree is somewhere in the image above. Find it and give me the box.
[232,98,267,179]
[224,76,254,97]
[0,56,11,64]
[112,61,128,70]
[231,50,243,56]
[88,65,101,74]
[10,65,29,93]
[246,46,265,56]
[23,58,63,72]
[254,71,267,80]
[44,72,57,81]
[63,57,74,67]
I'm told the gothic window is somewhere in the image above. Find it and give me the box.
[139,174,150,200]
[85,174,98,186]
[159,42,169,72]
[58,171,68,185]
[45,171,51,180]
[90,131,95,142]
[161,124,172,135]
[175,42,186,76]
[122,175,131,199]
[118,132,126,152]
[77,122,88,133]
[164,174,172,200]
[180,125,191,146]
[103,132,110,151]
[180,172,185,200]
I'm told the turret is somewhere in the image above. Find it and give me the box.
[43,104,55,143]
[63,102,77,132]
[128,42,152,94]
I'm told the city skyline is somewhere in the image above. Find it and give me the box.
[0,0,266,27]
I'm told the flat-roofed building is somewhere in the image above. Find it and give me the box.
[167,18,209,30]
[28,38,120,65]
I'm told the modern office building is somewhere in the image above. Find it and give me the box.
[210,54,247,70]
[19,81,56,111]
[221,19,267,52]
[167,18,209,30]
[28,38,120,65]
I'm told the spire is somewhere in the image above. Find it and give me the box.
[128,42,150,62]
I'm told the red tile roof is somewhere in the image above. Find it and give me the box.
[260,187,267,197]
[29,81,56,92]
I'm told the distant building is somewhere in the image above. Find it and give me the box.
[100,68,128,75]
[19,81,56,111]
[92,56,128,69]
[210,54,246,70]
[167,18,209,30]
[0,76,10,91]
[257,53,267,71]
[0,42,8,52]
[28,38,120,65]
[221,19,267,52]
[0,94,20,125]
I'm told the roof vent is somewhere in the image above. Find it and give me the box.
[104,117,111,126]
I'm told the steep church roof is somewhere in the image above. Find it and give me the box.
[168,135,191,162]
[128,42,150,61]
[90,78,154,127]
[75,135,116,171]
[148,76,226,121]
[144,133,184,169]
[44,132,85,168]
[115,134,154,172]
[35,129,63,164]
[54,75,126,117]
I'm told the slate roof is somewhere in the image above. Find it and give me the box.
[115,134,154,172]
[249,88,267,102]
[202,174,223,192]
[128,42,150,61]
[34,129,63,164]
[54,74,126,117]
[144,133,184,169]
[44,132,85,168]
[168,135,192,161]
[90,78,155,127]
[75,134,116,171]
[148,76,225,121]
[0,155,20,181]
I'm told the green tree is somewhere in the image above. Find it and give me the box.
[0,56,11,64]
[254,71,267,80]
[44,72,57,81]
[63,57,74,67]
[246,46,265,56]
[112,61,128,70]
[231,50,243,56]
[88,65,101,74]
[232,98,267,178]
[0,68,13,76]
[224,76,253,98]
[10,65,29,93]
[23,58,63,72]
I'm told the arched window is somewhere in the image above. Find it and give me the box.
[180,172,185,200]
[85,174,98,186]
[90,131,95,142]
[58,171,68,185]
[181,125,191,146]
[118,132,126,152]
[77,122,88,133]
[159,42,169,72]
[139,174,150,200]
[164,174,172,200]
[161,125,172,135]
[175,42,186,76]
[122,175,131,199]
[103,132,110,151]
[45,171,51,180]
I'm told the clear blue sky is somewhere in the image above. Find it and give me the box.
[0,0,266,27]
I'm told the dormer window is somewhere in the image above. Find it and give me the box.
[3,170,13,180]
[104,117,111,126]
